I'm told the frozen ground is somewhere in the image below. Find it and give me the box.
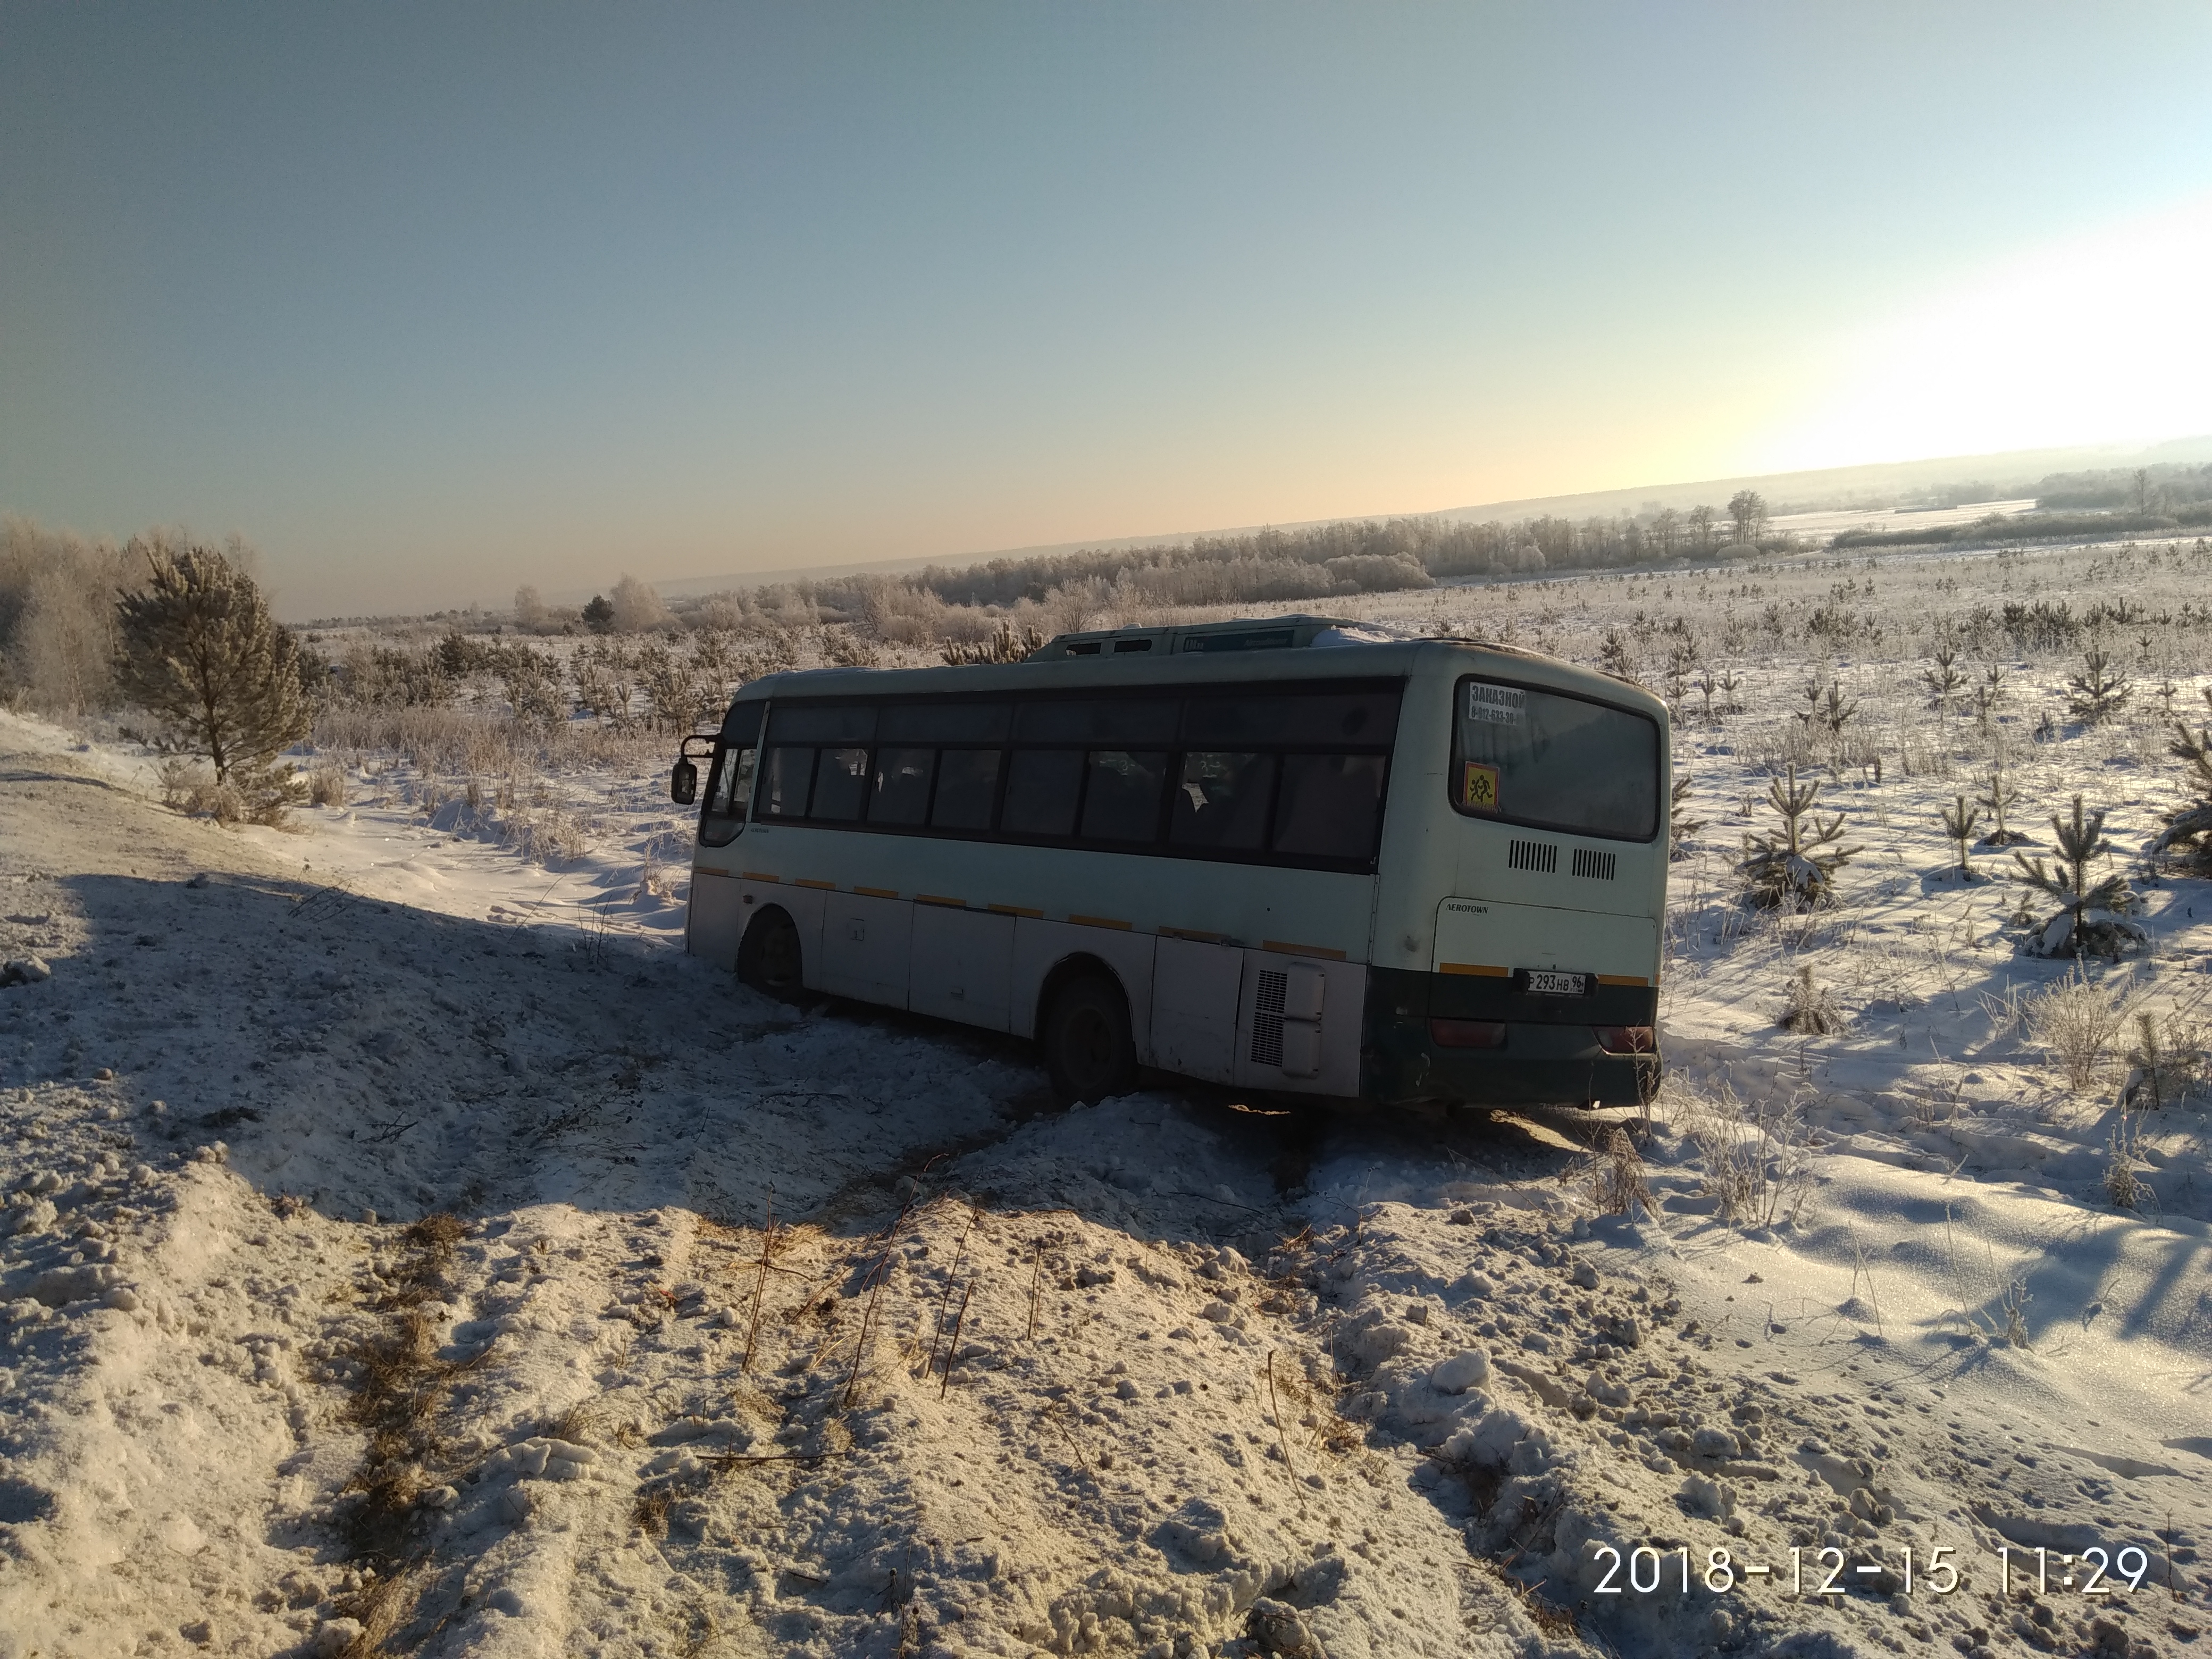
[3,538,2210,1657]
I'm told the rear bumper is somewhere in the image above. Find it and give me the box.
[1358,965,1660,1109]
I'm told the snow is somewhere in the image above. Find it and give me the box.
[3,535,2211,1656]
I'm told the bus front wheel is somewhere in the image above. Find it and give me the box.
[1042,975,1137,1104]
[737,907,803,1002]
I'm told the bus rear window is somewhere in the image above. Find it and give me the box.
[1450,677,1657,841]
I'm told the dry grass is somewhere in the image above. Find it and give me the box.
[1588,1127,1649,1217]
[1680,1081,1814,1229]
[1777,962,1843,1035]
[338,1213,470,1566]
[2026,966,2134,1093]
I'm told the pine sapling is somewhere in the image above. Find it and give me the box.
[1669,774,1705,862]
[2151,687,2212,876]
[1739,765,1862,908]
[1795,678,1859,743]
[2012,794,2138,956]
[1976,765,2027,847]
[1939,794,1981,878]
[1922,639,1966,708]
[2065,646,2132,724]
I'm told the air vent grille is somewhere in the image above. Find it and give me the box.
[1506,839,1559,874]
[1572,848,1618,881]
[1251,969,1288,1067]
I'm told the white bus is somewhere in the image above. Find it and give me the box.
[671,616,1666,1113]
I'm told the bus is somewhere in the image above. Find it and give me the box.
[670,615,1665,1114]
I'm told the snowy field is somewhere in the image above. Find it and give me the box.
[3,535,2210,1658]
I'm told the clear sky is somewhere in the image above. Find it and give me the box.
[4,4,2210,617]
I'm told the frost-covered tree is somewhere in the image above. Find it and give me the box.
[2152,688,2212,875]
[113,538,307,785]
[1727,490,1770,546]
[2012,794,2137,956]
[610,573,674,633]
[1739,765,1861,908]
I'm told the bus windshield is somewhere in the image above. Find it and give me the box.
[1450,676,1657,841]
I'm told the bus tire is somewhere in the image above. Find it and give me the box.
[1041,974,1137,1105]
[736,907,803,1002]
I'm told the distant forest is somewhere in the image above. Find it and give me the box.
[328,460,2212,646]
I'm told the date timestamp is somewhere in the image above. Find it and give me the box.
[1589,1542,2154,1598]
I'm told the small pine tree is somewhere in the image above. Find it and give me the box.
[1921,639,1966,708]
[1669,773,1705,862]
[2012,794,2136,954]
[1795,678,1858,742]
[2064,646,2131,724]
[1739,765,1862,908]
[1939,794,1981,878]
[113,539,308,788]
[1976,764,2027,845]
[2152,686,2212,875]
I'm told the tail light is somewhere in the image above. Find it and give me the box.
[1429,1018,1507,1049]
[1595,1026,1656,1054]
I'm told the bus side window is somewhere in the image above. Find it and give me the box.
[1002,749,1083,838]
[760,747,815,818]
[1080,750,1167,843]
[812,748,869,821]
[1272,753,1387,860]
[1170,752,1274,850]
[869,748,934,825]
[931,749,1001,830]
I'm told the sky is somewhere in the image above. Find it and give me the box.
[4,4,2211,618]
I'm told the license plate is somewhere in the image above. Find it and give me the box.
[1519,969,1590,997]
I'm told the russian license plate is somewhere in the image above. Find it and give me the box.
[1519,968,1591,997]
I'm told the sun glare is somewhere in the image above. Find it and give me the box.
[1756,193,2212,470]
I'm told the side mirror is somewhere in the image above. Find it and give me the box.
[670,759,698,806]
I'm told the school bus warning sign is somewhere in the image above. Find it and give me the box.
[1462,761,1499,812]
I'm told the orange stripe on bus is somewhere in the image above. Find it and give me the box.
[853,886,898,899]
[794,878,835,890]
[1159,926,1227,943]
[987,904,1044,918]
[1069,914,1133,931]
[1263,940,1346,961]
[741,872,780,883]
[1439,962,1510,977]
[1596,973,1650,986]
[915,894,967,908]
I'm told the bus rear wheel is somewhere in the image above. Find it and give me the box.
[737,907,803,1002]
[1042,974,1137,1104]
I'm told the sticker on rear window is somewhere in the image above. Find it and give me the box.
[1462,761,1499,811]
[1467,684,1526,724]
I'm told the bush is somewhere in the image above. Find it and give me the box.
[2025,967,2132,1093]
